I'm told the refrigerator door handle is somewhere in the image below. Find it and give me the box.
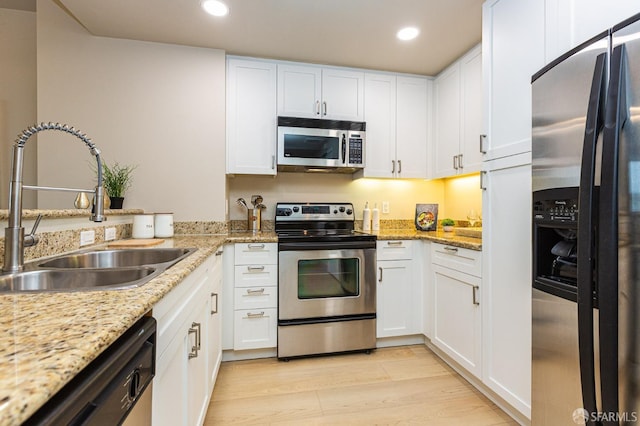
[599,43,628,421]
[577,51,607,422]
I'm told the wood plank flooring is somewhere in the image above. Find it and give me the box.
[204,345,517,425]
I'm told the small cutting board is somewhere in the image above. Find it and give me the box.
[108,238,165,248]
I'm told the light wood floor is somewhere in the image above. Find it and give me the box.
[204,345,518,425]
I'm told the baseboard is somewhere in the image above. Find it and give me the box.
[425,340,531,426]
[376,335,426,348]
[222,348,277,361]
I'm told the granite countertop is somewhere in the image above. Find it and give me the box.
[0,227,472,425]
[0,232,277,426]
[372,229,482,251]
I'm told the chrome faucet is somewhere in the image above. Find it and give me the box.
[3,122,106,273]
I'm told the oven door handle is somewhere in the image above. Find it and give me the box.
[279,240,376,251]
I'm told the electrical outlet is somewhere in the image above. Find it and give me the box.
[80,230,95,246]
[382,201,390,214]
[104,227,117,241]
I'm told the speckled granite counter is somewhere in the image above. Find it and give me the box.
[0,231,275,426]
[372,229,482,251]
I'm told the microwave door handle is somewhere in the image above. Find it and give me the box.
[342,134,347,164]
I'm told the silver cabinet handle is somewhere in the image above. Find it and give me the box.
[211,292,218,315]
[246,288,265,295]
[248,243,265,250]
[188,322,202,359]
[391,160,396,174]
[387,241,403,246]
[215,249,223,256]
[398,159,402,174]
[378,267,383,282]
[271,155,275,169]
[458,154,463,169]
[316,100,321,115]
[246,311,265,318]
[453,155,458,170]
[480,171,487,190]
[472,286,480,306]
[443,246,458,253]
[247,265,265,271]
[480,134,487,154]
[322,101,327,116]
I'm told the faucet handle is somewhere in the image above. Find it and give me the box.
[24,214,42,247]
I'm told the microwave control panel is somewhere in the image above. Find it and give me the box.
[348,136,363,165]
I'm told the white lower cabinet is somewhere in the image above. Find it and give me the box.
[152,254,218,426]
[232,243,278,351]
[207,248,223,394]
[376,240,422,338]
[430,243,482,378]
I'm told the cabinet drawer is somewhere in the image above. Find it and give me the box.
[234,264,278,287]
[234,242,277,265]
[431,243,482,278]
[234,285,278,310]
[233,308,278,350]
[377,240,414,260]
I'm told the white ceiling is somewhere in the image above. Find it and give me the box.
[56,0,484,76]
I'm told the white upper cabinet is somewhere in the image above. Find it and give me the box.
[363,73,397,178]
[361,74,430,179]
[545,0,640,62]
[226,58,277,175]
[277,64,364,121]
[433,45,482,178]
[482,0,545,160]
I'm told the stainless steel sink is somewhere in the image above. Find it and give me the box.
[39,248,195,269]
[0,247,197,293]
[0,267,157,292]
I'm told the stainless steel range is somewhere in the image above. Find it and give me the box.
[275,202,377,359]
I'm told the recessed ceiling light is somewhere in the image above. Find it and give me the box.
[201,0,229,17]
[397,27,420,41]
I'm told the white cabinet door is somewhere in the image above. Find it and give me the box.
[377,259,414,338]
[483,0,545,160]
[363,73,396,178]
[277,64,322,118]
[460,46,483,174]
[153,326,188,426]
[187,299,209,426]
[322,68,365,121]
[396,76,429,178]
[233,308,278,350]
[226,58,277,175]
[432,264,482,378]
[277,64,364,121]
[207,249,223,394]
[434,63,461,177]
[481,153,532,418]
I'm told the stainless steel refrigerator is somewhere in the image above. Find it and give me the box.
[532,13,640,426]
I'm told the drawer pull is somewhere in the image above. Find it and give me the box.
[246,311,265,318]
[472,286,480,306]
[387,241,403,246]
[215,249,223,256]
[378,267,383,282]
[188,322,201,359]
[444,246,458,253]
[247,265,265,271]
[247,243,265,250]
[246,288,265,295]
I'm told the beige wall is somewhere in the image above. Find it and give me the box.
[0,8,37,209]
[443,173,483,222]
[36,0,226,221]
[228,174,446,222]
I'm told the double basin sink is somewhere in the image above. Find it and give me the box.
[0,247,197,293]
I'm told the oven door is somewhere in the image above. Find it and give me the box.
[278,246,376,320]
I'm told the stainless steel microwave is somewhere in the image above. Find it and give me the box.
[277,117,366,173]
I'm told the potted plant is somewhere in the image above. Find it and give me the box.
[441,218,455,232]
[101,162,136,209]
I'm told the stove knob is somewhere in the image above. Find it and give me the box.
[339,206,346,213]
[346,209,353,215]
[284,209,292,216]
[334,210,338,214]
[292,206,299,213]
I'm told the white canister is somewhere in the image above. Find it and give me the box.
[132,214,155,239]
[154,213,174,238]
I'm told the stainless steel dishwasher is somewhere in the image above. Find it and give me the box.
[26,316,156,425]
